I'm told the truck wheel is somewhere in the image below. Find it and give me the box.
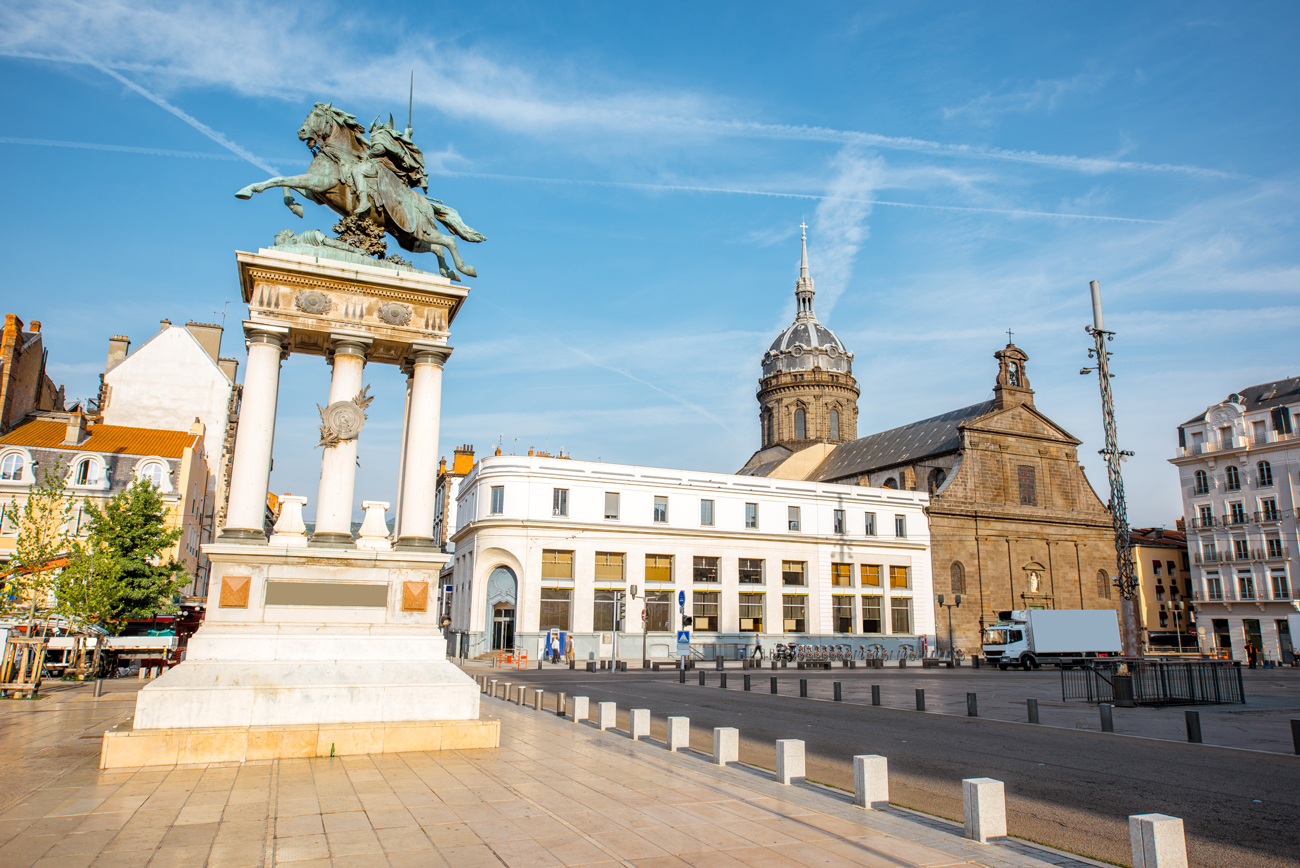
[998,662,1008,671]
[1022,655,1038,670]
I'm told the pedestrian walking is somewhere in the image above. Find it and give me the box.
[1245,642,1258,669]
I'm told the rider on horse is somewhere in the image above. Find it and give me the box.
[352,115,427,217]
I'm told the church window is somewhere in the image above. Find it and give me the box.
[603,492,620,520]
[700,499,714,526]
[1008,362,1020,387]
[1225,465,1240,491]
[765,412,773,445]
[864,512,876,536]
[1257,460,1273,486]
[1017,466,1037,506]
[794,408,807,440]
[0,452,23,481]
[1193,471,1209,495]
[830,409,840,440]
[1096,569,1112,600]
[950,562,966,595]
[744,502,758,529]
[653,495,668,523]
[928,468,946,494]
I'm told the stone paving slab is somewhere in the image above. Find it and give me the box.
[0,679,1114,868]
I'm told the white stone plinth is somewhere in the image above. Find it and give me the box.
[962,777,1007,843]
[268,496,309,547]
[667,716,689,751]
[356,501,392,551]
[571,696,589,722]
[1129,814,1188,868]
[853,755,889,809]
[776,739,805,785]
[597,701,616,730]
[630,708,649,740]
[713,727,738,766]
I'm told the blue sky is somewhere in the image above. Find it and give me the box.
[2,1,1298,526]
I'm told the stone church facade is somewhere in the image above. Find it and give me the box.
[740,237,1119,654]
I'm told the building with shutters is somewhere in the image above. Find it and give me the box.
[1169,378,1299,662]
[445,453,933,661]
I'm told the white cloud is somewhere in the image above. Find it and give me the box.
[809,149,882,319]
[942,71,1109,123]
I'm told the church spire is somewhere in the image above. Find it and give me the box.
[795,222,816,321]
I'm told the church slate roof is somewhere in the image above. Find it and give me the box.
[810,400,995,483]
[768,321,846,354]
[1181,376,1300,426]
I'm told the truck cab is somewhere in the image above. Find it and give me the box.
[981,612,1030,668]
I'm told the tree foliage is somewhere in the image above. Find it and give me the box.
[2,460,74,629]
[79,480,185,625]
[54,537,125,634]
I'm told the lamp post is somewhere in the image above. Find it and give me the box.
[937,593,962,656]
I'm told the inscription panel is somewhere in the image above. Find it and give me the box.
[264,581,388,608]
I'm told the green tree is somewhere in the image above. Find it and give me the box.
[2,460,74,634]
[81,480,186,625]
[54,536,125,634]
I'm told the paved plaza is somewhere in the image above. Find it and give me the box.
[0,678,1116,868]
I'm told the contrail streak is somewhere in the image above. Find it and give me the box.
[0,136,242,160]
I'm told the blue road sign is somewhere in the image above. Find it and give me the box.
[678,591,686,607]
[677,630,690,644]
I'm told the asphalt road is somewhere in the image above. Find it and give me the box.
[472,665,1300,868]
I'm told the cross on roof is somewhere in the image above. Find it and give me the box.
[1006,327,1014,343]
[799,221,808,235]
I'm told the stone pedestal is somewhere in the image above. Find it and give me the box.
[104,248,490,768]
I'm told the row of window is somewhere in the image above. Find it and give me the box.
[1195,497,1281,527]
[489,485,909,536]
[0,452,169,488]
[1201,538,1286,559]
[540,550,911,587]
[540,589,914,634]
[1203,569,1290,601]
[1192,461,1275,495]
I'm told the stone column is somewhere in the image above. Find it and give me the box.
[395,344,452,550]
[311,337,371,546]
[219,326,287,542]
[391,362,414,539]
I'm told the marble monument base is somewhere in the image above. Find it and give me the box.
[101,544,491,768]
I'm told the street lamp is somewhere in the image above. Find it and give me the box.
[937,593,962,657]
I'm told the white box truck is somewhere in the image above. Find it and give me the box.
[981,609,1122,670]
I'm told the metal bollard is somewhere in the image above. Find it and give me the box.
[775,739,805,785]
[533,689,543,710]
[502,682,512,700]
[967,693,978,717]
[871,685,881,706]
[744,674,752,691]
[1027,698,1039,724]
[915,688,925,711]
[557,692,567,716]
[712,727,738,766]
[716,657,724,671]
[770,677,778,695]
[1292,719,1300,755]
[537,659,542,670]
[799,678,808,698]
[489,678,498,697]
[680,667,686,684]
[1100,703,1115,733]
[1129,813,1188,868]
[853,755,889,809]
[667,716,689,751]
[833,682,842,702]
[93,679,104,698]
[698,671,706,686]
[1185,710,1202,743]
[515,686,526,705]
[720,673,727,689]
[962,778,1007,843]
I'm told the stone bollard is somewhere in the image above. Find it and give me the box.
[967,693,978,717]
[833,682,842,702]
[1129,814,1188,868]
[871,685,881,706]
[770,677,778,695]
[597,701,616,731]
[915,688,926,711]
[962,778,1007,843]
[630,708,649,740]
[853,755,889,809]
[557,692,567,716]
[1185,710,1202,743]
[533,689,544,710]
[1100,703,1115,733]
[712,727,738,766]
[776,739,805,785]
[744,674,752,691]
[571,696,589,723]
[136,667,146,681]
[667,716,690,751]
[799,678,808,698]
[1027,698,1039,724]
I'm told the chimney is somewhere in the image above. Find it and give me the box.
[106,335,131,371]
[452,444,475,475]
[29,320,40,333]
[159,318,172,332]
[185,321,223,362]
[64,410,87,446]
[217,357,239,383]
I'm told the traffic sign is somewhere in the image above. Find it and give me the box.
[677,630,690,643]
[678,590,685,607]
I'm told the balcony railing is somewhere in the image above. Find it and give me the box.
[1255,547,1290,562]
[1175,429,1297,458]
[1188,516,1217,529]
[1194,551,1226,565]
[1256,510,1282,523]
[1224,513,1250,527]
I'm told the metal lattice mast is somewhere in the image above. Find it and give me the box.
[1083,280,1136,602]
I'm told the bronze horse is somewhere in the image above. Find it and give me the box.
[236,103,483,281]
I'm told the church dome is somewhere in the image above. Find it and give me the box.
[761,229,853,377]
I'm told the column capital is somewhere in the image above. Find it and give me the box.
[327,333,374,363]
[243,323,289,349]
[410,343,453,367]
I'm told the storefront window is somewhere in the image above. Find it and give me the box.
[739,593,764,632]
[540,588,572,631]
[644,591,672,631]
[693,592,719,631]
[862,596,883,633]
[890,597,912,634]
[782,595,807,632]
[593,590,617,631]
[832,595,853,632]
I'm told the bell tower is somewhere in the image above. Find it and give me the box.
[993,339,1034,410]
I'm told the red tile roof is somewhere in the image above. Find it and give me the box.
[0,419,197,458]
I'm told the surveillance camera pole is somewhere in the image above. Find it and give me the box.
[1081,280,1138,658]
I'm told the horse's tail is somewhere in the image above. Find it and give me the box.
[426,198,486,243]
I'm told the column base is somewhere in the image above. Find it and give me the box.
[394,536,439,552]
[310,532,356,548]
[216,528,268,544]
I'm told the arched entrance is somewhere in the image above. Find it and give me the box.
[485,566,517,650]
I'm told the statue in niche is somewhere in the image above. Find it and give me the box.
[236,103,485,282]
